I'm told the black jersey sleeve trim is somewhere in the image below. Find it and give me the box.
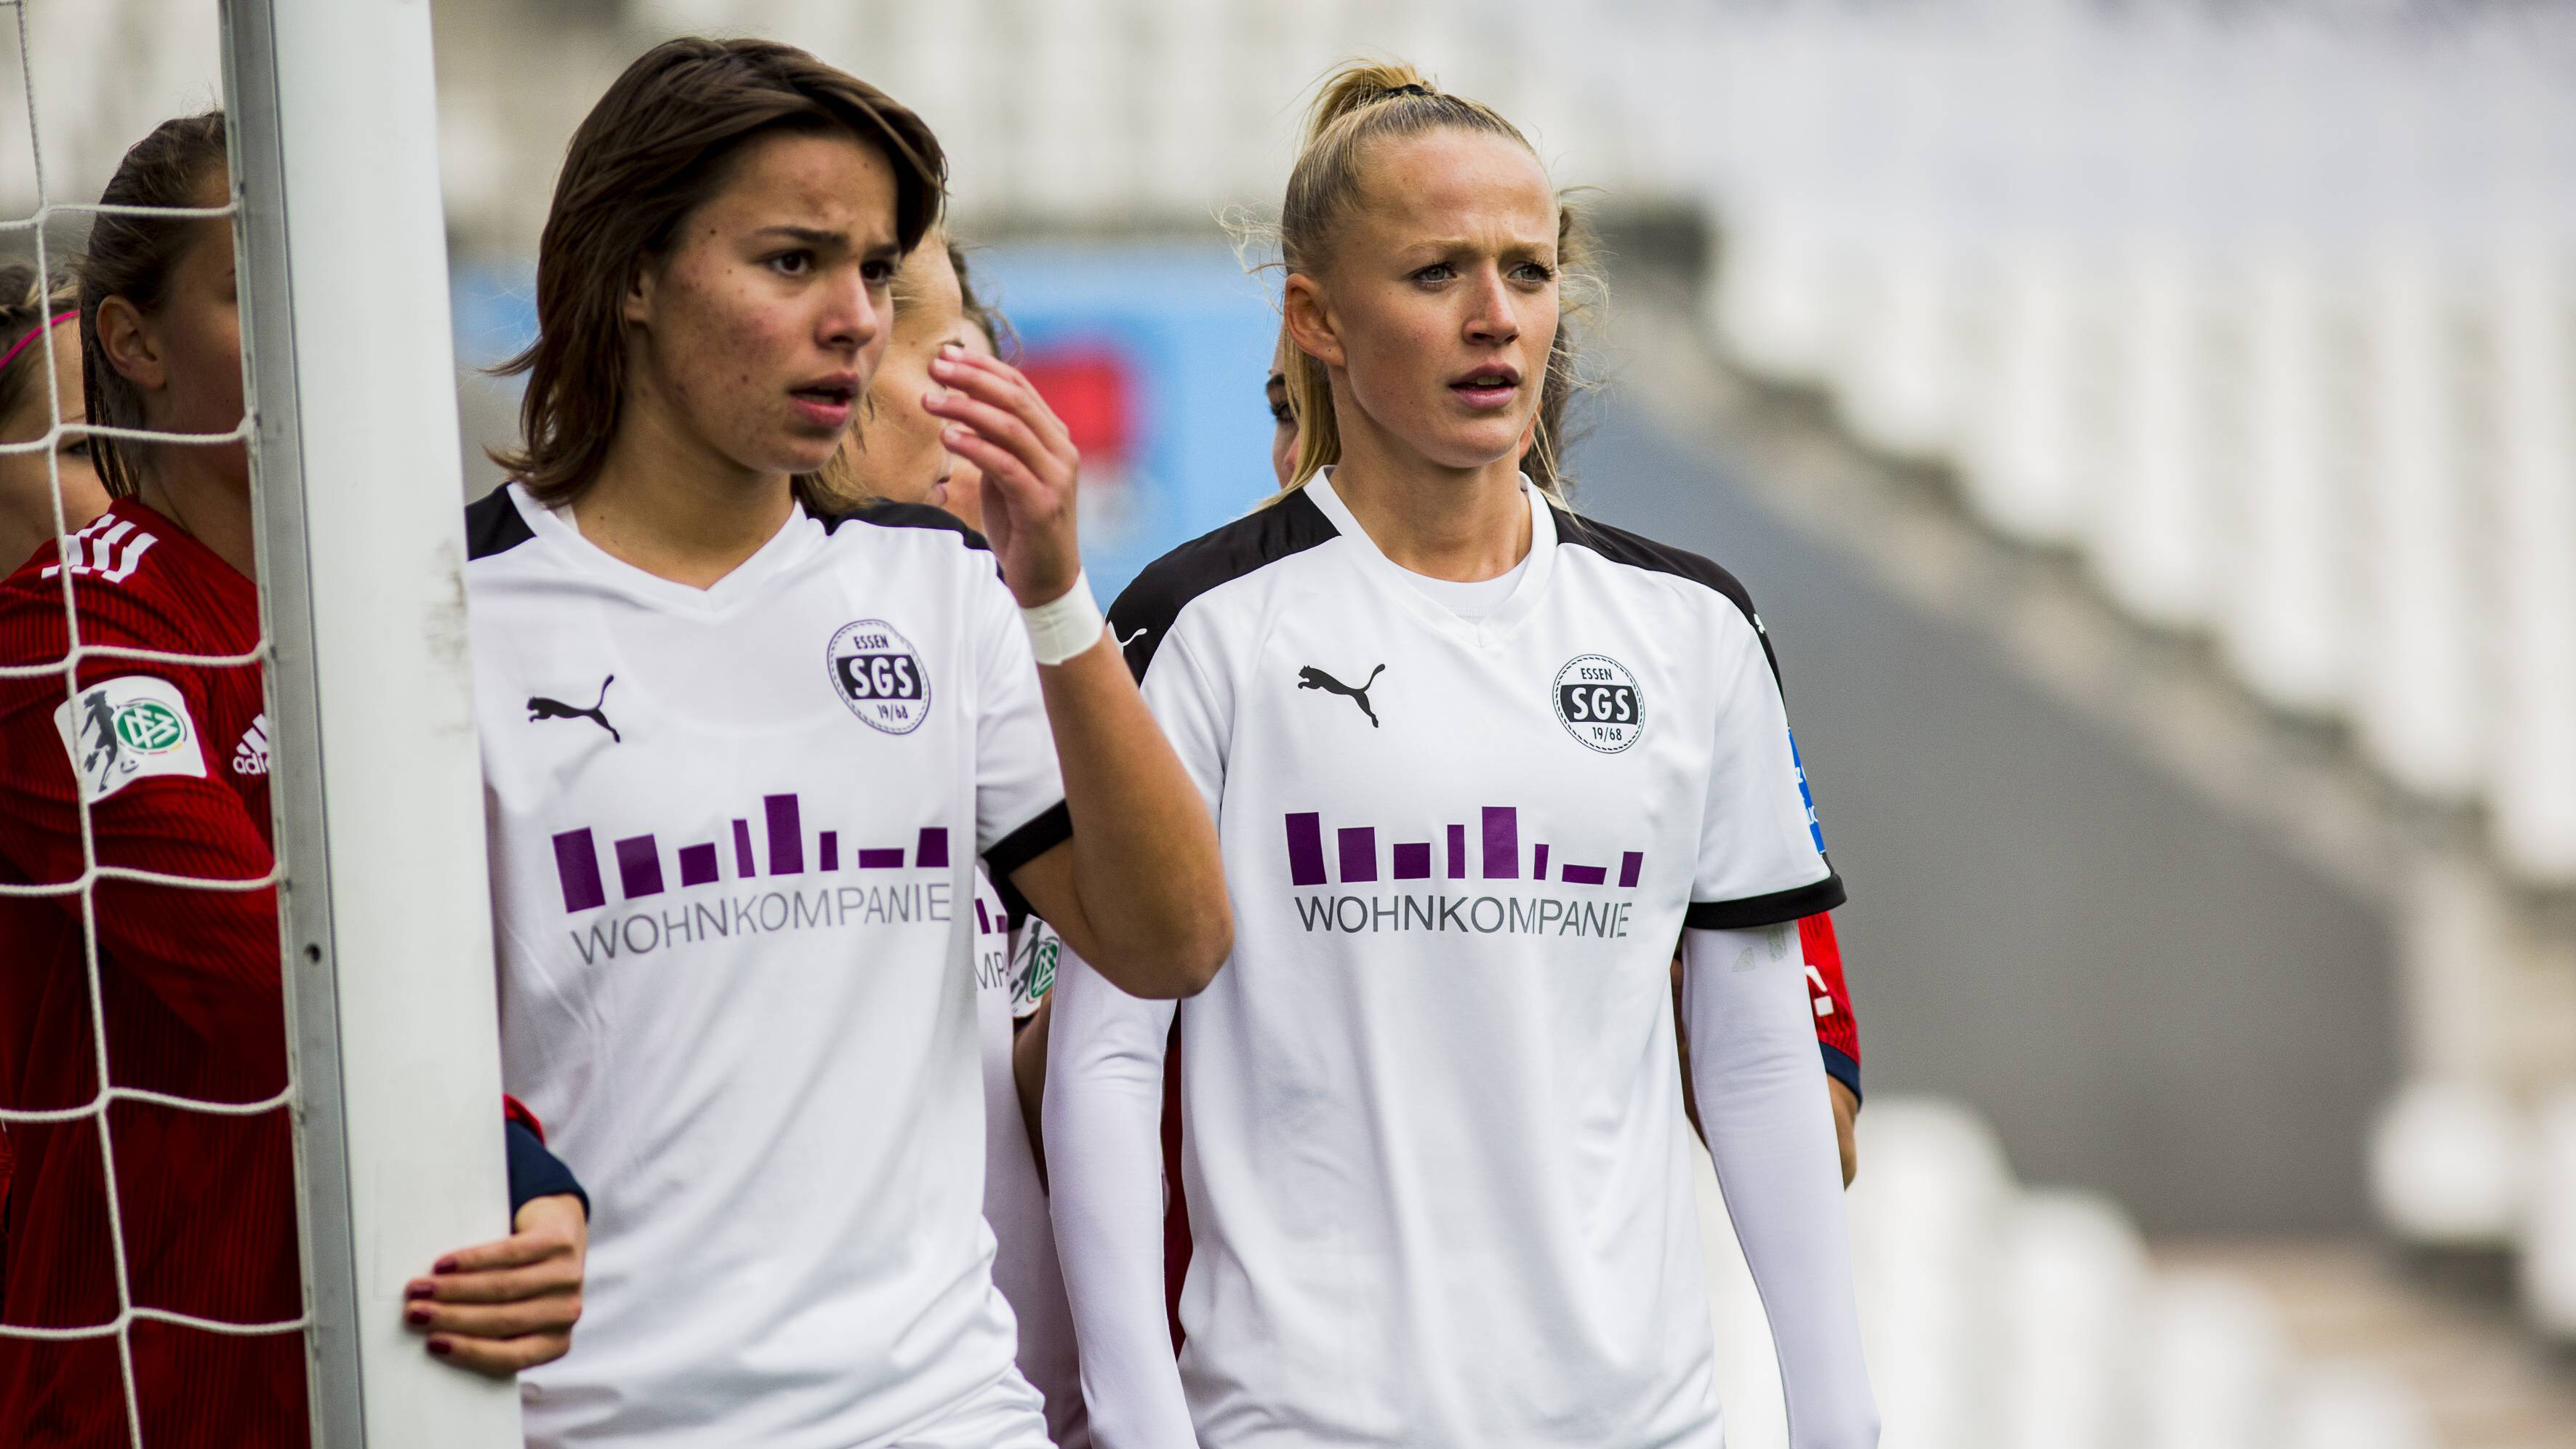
[825,499,995,550]
[1820,1042,1861,1103]
[1107,487,1339,683]
[1684,872,1847,931]
[1549,503,1786,684]
[465,486,537,561]
[985,798,1073,886]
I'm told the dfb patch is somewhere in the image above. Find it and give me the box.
[55,674,206,801]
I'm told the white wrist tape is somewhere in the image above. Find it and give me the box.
[1021,571,1107,666]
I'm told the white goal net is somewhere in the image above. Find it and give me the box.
[0,2,515,1445]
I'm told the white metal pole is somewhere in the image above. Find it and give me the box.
[221,1,519,1444]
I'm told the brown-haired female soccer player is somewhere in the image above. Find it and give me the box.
[0,266,105,573]
[1048,63,1876,1448]
[0,113,587,1448]
[462,38,1224,1448]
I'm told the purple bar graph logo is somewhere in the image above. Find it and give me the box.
[614,835,665,898]
[550,792,957,914]
[1337,827,1378,884]
[554,830,606,913]
[1482,807,1518,880]
[766,795,803,875]
[1285,813,1328,887]
[1283,807,1642,893]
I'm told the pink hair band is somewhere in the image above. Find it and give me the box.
[0,310,77,376]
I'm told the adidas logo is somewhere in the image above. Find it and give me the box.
[41,516,158,584]
[233,714,270,776]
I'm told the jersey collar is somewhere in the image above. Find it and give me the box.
[1306,467,1560,646]
[507,482,822,614]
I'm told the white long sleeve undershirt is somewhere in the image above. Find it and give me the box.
[1049,926,1878,1449]
[1043,947,1197,1449]
[1684,923,1880,1449]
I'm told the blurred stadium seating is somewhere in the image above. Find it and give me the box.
[1698,1098,2449,1449]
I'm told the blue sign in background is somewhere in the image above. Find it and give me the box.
[969,241,1283,603]
[451,239,1283,606]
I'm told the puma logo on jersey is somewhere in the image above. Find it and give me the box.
[1296,664,1384,728]
[40,516,158,584]
[529,676,619,743]
[1115,625,1149,651]
[233,714,270,776]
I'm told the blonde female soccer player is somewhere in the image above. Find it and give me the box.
[832,232,1094,1449]
[1258,334,1869,1179]
[463,39,1224,1448]
[1047,65,1877,1449]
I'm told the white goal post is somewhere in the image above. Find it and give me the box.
[222,1,520,1445]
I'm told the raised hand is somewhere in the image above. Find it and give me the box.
[922,344,1083,606]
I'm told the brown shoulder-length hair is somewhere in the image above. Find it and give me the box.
[493,37,947,514]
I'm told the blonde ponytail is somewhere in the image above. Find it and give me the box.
[1265,60,1598,505]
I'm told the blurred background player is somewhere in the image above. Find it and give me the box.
[0,265,97,1274]
[0,112,587,1449]
[832,230,1092,1448]
[0,267,105,574]
[464,38,1222,1448]
[1049,64,1875,1449]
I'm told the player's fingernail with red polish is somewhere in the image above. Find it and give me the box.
[405,1281,432,1299]
[406,1304,432,1325]
[433,1257,457,1273]
[427,1338,452,1357]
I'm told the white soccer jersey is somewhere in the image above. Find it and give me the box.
[464,484,1064,1449]
[1099,474,1843,1448]
[972,872,1089,1448]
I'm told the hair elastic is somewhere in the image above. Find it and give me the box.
[1386,84,1434,99]
[0,310,76,377]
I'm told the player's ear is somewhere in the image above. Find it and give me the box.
[621,254,660,329]
[1282,273,1345,372]
[93,294,166,396]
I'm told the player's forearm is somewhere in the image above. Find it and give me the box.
[1682,924,1879,1449]
[1013,992,1053,1182]
[1033,633,1230,997]
[1043,955,1198,1448]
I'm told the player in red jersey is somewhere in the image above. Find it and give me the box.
[0,113,588,1449]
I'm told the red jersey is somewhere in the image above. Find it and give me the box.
[0,499,304,1448]
[1801,912,1861,1094]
